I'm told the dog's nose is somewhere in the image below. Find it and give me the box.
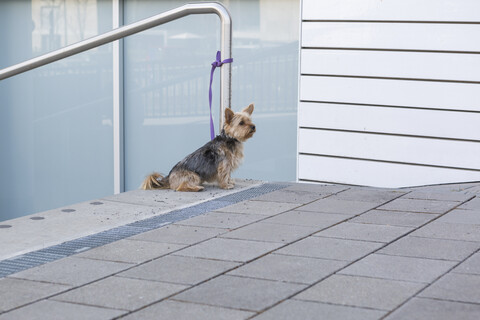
[251,125,256,131]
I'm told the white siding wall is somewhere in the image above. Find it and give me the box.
[298,0,480,188]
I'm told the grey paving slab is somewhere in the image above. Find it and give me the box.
[252,299,386,320]
[9,257,132,286]
[436,208,480,225]
[0,300,125,320]
[282,183,348,194]
[264,210,349,228]
[330,188,405,203]
[174,275,306,312]
[53,276,187,311]
[176,211,266,229]
[411,221,480,242]
[128,224,226,245]
[385,297,480,320]
[118,255,239,285]
[295,274,425,311]
[339,254,456,283]
[75,239,185,264]
[350,209,438,227]
[379,236,480,261]
[299,198,380,215]
[227,253,347,284]
[402,190,473,202]
[0,278,70,313]
[457,196,480,210]
[121,300,254,320]
[377,198,459,214]
[406,182,480,193]
[174,238,282,262]
[419,273,480,304]
[314,222,413,243]
[453,252,480,275]
[276,236,382,261]
[250,189,326,204]
[215,200,299,216]
[219,222,319,243]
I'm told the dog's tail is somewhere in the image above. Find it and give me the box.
[141,172,170,190]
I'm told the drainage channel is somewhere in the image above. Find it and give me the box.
[0,183,289,278]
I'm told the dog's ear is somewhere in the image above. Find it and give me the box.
[242,103,254,115]
[224,107,234,124]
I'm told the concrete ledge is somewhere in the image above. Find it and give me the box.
[0,180,263,261]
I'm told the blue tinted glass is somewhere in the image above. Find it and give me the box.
[123,0,299,190]
[0,0,113,221]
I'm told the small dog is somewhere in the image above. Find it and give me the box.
[141,103,256,192]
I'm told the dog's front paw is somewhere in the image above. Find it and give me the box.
[221,183,235,190]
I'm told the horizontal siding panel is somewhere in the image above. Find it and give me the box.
[298,102,480,141]
[302,22,480,52]
[301,49,480,82]
[303,0,480,22]
[298,128,480,170]
[298,154,480,188]
[300,76,480,112]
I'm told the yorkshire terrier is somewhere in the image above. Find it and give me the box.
[141,103,256,192]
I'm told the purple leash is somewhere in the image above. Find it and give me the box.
[209,51,233,140]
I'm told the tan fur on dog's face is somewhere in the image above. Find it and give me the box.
[224,103,256,142]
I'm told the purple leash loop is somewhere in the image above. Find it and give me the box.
[209,51,233,140]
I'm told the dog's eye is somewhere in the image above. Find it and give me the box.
[239,121,245,126]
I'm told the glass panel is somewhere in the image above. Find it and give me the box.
[124,0,299,190]
[0,0,113,221]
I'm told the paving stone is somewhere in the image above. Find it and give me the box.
[174,238,282,262]
[217,200,299,216]
[457,196,480,210]
[407,182,479,193]
[264,210,349,228]
[299,198,380,215]
[295,274,425,311]
[9,257,132,286]
[402,190,473,202]
[120,300,254,320]
[53,276,187,311]
[250,189,326,204]
[276,236,382,261]
[283,183,348,194]
[0,278,70,313]
[419,273,480,304]
[75,239,185,264]
[128,224,226,245]
[253,299,386,320]
[351,209,437,227]
[176,211,266,229]
[411,221,480,242]
[386,297,480,320]
[219,222,319,243]
[0,300,125,320]
[118,255,239,285]
[436,208,480,225]
[377,198,459,214]
[453,252,480,275]
[339,254,456,283]
[379,236,479,261]
[331,188,405,203]
[228,254,347,284]
[174,275,305,312]
[314,222,413,243]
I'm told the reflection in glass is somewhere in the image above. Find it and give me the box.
[0,0,113,221]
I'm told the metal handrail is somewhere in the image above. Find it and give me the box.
[0,2,232,194]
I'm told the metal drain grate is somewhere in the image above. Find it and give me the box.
[0,183,288,278]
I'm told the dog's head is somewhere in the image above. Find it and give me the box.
[224,103,256,142]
